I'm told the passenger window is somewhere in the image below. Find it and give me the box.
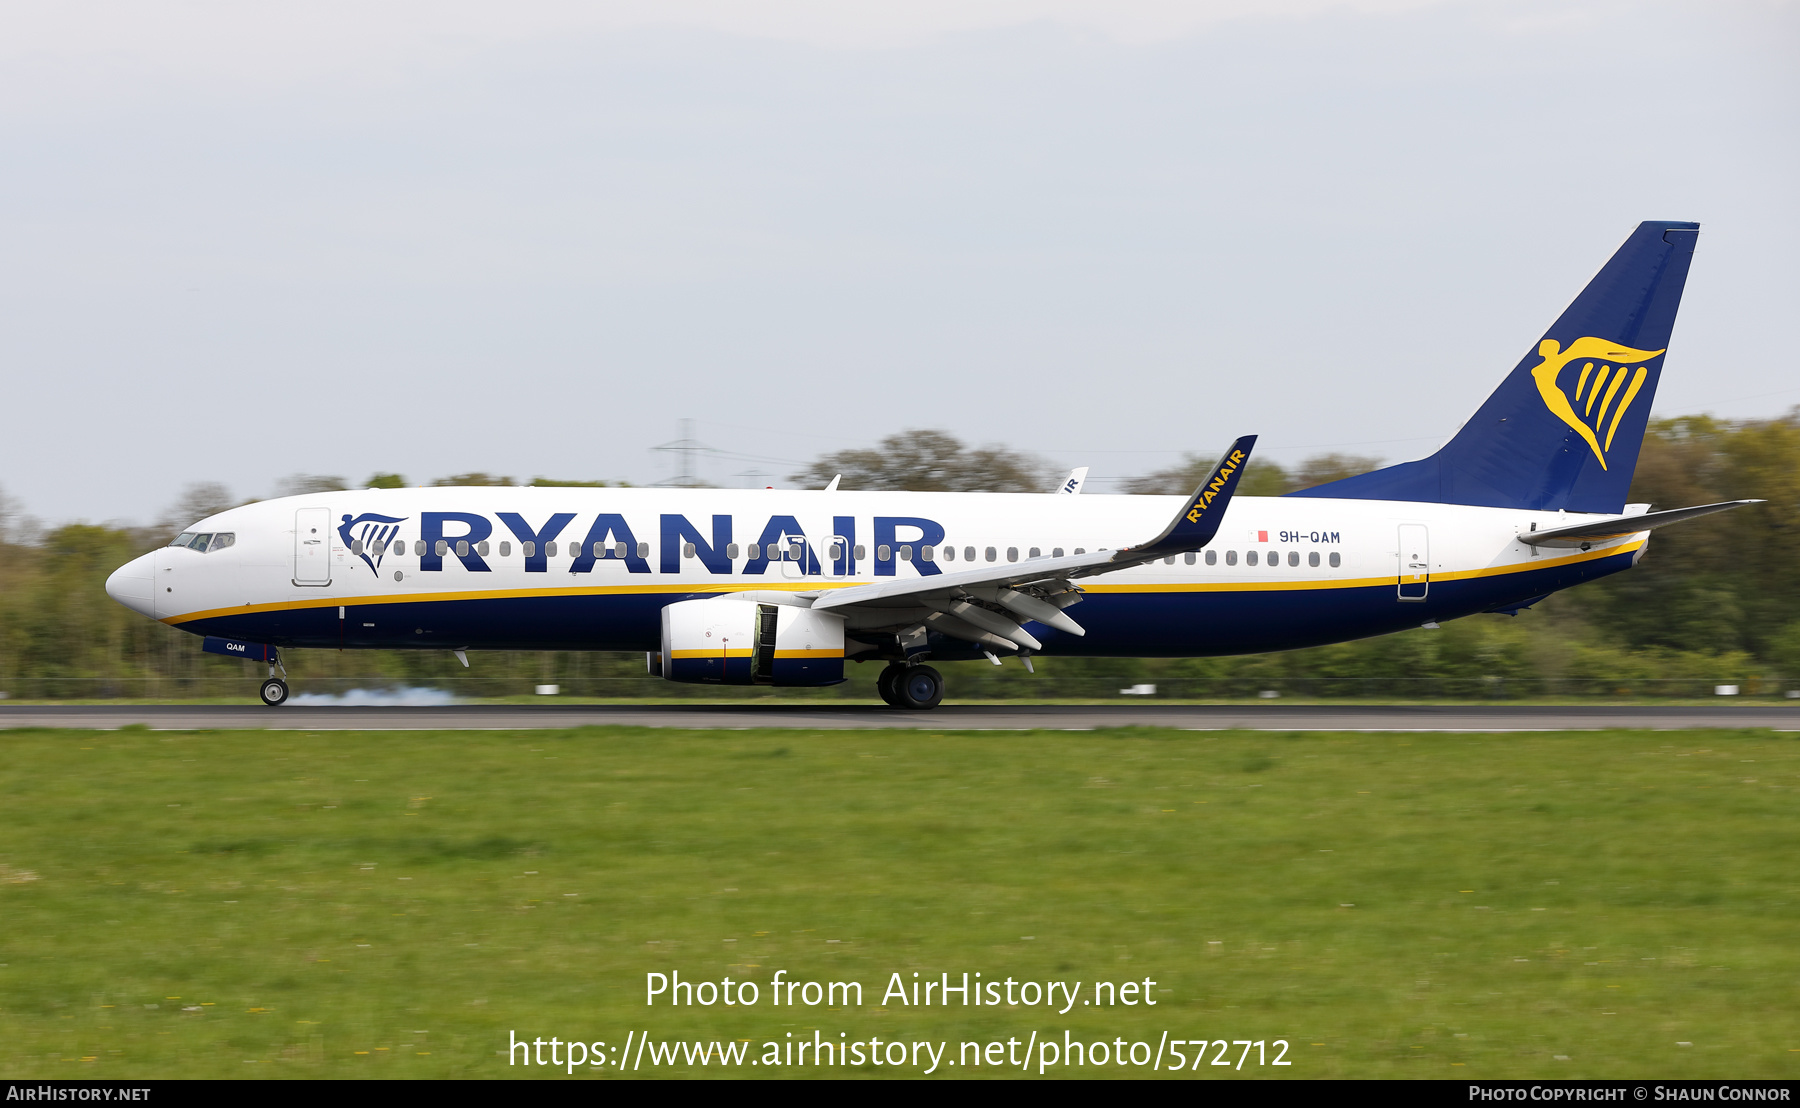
[1006,547,1018,562]
[965,546,977,561]
[1185,551,1196,565]
[1164,556,1175,565]
[1053,547,1065,558]
[1226,550,1237,566]
[1329,552,1341,568]
[942,545,954,562]
[985,547,997,562]
[499,541,511,557]
[455,540,469,557]
[637,542,649,559]
[1205,550,1217,565]
[1073,547,1085,555]
[855,545,866,560]
[1287,551,1298,567]
[211,533,235,551]
[684,542,696,558]
[1246,550,1258,566]
[921,545,934,561]
[545,541,557,557]
[726,543,740,559]
[414,540,426,556]
[899,545,913,561]
[477,541,490,557]
[435,540,449,556]
[1308,551,1319,567]
[351,539,364,555]
[522,541,536,557]
[878,545,891,561]
[1029,547,1041,558]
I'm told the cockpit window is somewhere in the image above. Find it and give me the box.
[169,531,234,552]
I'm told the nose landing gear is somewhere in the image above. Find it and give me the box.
[258,650,289,707]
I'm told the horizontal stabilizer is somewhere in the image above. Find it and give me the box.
[1521,499,1762,547]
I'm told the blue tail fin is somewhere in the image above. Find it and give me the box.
[1290,221,1699,513]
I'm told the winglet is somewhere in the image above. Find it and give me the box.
[1055,467,1089,495]
[1127,435,1257,559]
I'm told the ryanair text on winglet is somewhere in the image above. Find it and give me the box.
[1186,449,1246,524]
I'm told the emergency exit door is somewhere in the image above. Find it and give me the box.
[294,507,332,586]
[1397,523,1429,601]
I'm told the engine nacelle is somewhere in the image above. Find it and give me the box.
[658,598,846,687]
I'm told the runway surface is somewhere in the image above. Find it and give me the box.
[4,702,1799,731]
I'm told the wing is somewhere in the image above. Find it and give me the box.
[808,436,1256,653]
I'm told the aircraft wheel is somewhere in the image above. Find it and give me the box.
[259,678,290,707]
[876,664,904,707]
[895,665,944,711]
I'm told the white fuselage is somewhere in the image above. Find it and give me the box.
[105,487,1643,659]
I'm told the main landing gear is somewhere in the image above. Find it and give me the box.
[878,663,944,711]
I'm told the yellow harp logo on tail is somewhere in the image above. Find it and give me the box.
[1529,336,1665,470]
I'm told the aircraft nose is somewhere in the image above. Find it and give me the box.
[105,552,157,618]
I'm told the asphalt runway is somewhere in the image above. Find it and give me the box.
[3,702,1799,731]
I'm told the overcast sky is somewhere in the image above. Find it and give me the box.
[2,0,1795,524]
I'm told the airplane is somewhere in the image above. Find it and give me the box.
[105,220,1758,709]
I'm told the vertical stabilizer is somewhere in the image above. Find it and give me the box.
[1290,221,1699,512]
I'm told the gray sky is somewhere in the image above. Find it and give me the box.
[2,0,1795,523]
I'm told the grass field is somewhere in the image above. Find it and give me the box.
[2,725,1798,1079]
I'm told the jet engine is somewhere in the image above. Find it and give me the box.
[652,598,846,687]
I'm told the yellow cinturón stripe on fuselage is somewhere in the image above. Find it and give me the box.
[159,540,1641,626]
[1084,540,1643,593]
[666,649,842,660]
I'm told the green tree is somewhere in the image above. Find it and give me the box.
[791,429,1050,493]
[1123,452,1294,496]
[275,474,348,497]
[432,473,515,487]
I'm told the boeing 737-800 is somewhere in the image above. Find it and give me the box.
[105,221,1755,708]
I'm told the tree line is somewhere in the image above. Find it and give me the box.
[1,413,1795,700]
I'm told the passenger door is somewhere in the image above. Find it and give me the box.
[294,507,332,586]
[1396,523,1429,601]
